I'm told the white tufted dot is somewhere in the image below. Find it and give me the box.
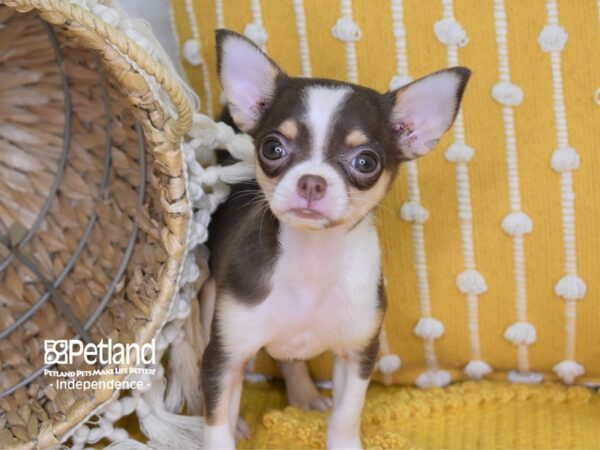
[400,201,429,224]
[72,425,90,445]
[504,321,537,345]
[595,88,600,105]
[456,269,488,295]
[378,354,402,374]
[501,211,533,236]
[244,22,268,46]
[554,274,587,301]
[507,370,543,384]
[182,39,203,66]
[413,317,445,340]
[445,143,474,163]
[433,18,468,47]
[492,81,524,106]
[464,360,493,379]
[332,17,362,42]
[553,360,585,384]
[388,74,412,91]
[92,4,119,27]
[538,24,568,52]
[415,369,452,388]
[551,147,580,172]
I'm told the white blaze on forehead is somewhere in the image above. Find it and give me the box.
[303,86,351,160]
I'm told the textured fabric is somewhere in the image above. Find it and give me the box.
[239,381,600,449]
[170,0,600,386]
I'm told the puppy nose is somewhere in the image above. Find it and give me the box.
[297,175,327,201]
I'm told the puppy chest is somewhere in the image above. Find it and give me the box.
[263,272,380,359]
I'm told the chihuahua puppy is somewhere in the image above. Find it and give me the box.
[201,29,470,449]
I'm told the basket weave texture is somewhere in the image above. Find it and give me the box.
[0,0,192,448]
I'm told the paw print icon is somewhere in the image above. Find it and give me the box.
[44,340,68,365]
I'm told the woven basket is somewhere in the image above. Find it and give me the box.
[0,0,193,448]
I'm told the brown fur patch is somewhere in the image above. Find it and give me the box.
[359,330,381,379]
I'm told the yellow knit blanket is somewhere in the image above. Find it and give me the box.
[239,381,600,449]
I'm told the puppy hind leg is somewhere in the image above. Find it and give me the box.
[280,360,332,411]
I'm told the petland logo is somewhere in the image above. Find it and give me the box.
[44,339,156,365]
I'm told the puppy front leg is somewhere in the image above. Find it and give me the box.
[201,335,246,449]
[327,338,379,449]
[331,355,347,410]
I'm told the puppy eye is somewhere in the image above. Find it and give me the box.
[352,151,379,173]
[261,138,287,160]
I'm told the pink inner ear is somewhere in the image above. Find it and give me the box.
[228,79,265,114]
[392,71,463,158]
[220,37,277,131]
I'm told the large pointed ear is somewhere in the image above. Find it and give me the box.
[216,29,284,132]
[389,67,471,160]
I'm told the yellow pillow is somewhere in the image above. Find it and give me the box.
[171,0,600,387]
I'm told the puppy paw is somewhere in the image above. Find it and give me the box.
[306,394,333,411]
[282,360,332,411]
[235,417,251,441]
[288,388,332,411]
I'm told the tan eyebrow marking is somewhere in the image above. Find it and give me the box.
[345,129,369,147]
[278,119,298,140]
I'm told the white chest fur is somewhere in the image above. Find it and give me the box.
[219,215,383,360]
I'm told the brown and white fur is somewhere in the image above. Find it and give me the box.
[200,30,470,449]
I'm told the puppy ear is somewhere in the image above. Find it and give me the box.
[216,29,284,132]
[388,67,471,160]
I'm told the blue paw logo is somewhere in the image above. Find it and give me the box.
[44,340,68,365]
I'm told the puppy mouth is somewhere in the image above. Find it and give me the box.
[287,208,329,220]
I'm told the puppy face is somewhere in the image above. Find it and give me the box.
[216,30,470,230]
